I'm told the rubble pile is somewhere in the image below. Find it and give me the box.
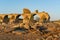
[0,21,60,40]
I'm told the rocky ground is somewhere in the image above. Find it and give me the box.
[0,21,60,40]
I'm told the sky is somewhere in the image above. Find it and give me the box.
[0,0,60,20]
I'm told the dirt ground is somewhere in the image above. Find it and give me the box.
[0,22,60,40]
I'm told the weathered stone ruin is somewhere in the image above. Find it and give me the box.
[0,8,50,32]
[0,8,60,40]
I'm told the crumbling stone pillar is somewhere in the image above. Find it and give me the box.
[21,8,36,29]
[8,14,18,24]
[35,10,50,23]
[14,14,21,23]
[0,14,7,24]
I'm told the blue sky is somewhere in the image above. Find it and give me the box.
[0,0,60,20]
